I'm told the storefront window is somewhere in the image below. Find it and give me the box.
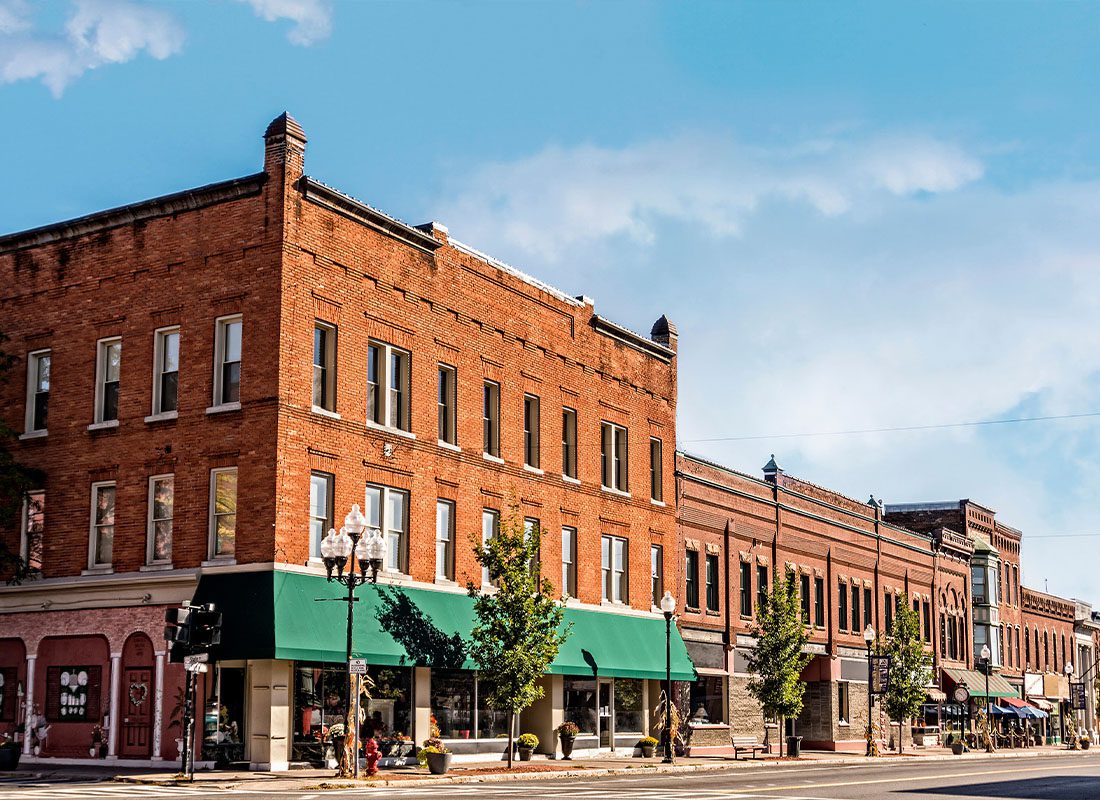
[614,678,644,733]
[431,669,474,739]
[563,676,597,734]
[477,693,509,739]
[203,667,245,765]
[363,667,412,741]
[688,676,725,724]
[293,664,348,762]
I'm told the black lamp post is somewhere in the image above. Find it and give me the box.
[660,590,677,764]
[319,504,385,778]
[864,624,876,756]
[979,644,993,752]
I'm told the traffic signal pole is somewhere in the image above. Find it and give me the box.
[164,603,222,780]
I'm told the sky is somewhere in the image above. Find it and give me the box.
[3,0,1100,602]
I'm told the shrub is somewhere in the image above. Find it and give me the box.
[557,721,579,737]
[517,733,539,749]
[326,723,346,740]
[639,736,659,747]
[417,737,450,767]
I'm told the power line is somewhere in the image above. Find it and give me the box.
[683,410,1100,443]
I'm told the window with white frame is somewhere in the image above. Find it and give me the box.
[481,508,499,587]
[213,316,242,406]
[524,517,540,575]
[651,544,663,607]
[147,474,174,564]
[561,407,577,479]
[151,327,179,416]
[838,682,850,724]
[649,437,663,502]
[365,484,409,573]
[600,422,628,492]
[436,499,455,580]
[601,534,628,604]
[482,380,500,457]
[438,364,457,445]
[561,526,577,597]
[523,394,540,469]
[94,338,121,423]
[25,350,50,433]
[21,490,44,573]
[312,322,337,412]
[309,472,333,558]
[209,468,237,558]
[367,340,410,430]
[89,482,116,568]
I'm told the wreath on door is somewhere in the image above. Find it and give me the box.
[128,682,149,708]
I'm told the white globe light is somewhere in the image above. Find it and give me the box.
[660,590,676,614]
[366,528,386,562]
[345,504,367,536]
[863,625,876,643]
[355,535,370,562]
[980,644,991,661]
[334,528,353,558]
[319,528,338,559]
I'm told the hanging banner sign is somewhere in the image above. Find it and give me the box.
[870,655,891,695]
[1070,681,1088,711]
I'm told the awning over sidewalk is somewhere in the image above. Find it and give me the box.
[193,569,696,681]
[1028,696,1054,712]
[926,689,947,703]
[942,667,1017,698]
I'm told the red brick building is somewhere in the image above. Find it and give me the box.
[1021,587,1078,742]
[0,113,691,768]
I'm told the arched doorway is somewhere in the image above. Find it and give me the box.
[120,633,155,759]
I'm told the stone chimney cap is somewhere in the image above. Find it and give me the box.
[762,454,781,473]
[265,112,307,142]
[651,314,678,338]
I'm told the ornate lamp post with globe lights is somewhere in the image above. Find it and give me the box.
[979,644,993,752]
[864,624,876,756]
[660,591,677,764]
[318,504,386,777]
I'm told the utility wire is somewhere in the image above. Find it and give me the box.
[683,410,1100,443]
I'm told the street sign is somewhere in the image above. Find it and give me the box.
[1071,681,1088,710]
[184,653,209,667]
[185,663,208,674]
[349,658,367,675]
[870,655,891,695]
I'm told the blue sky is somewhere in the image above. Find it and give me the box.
[4,1,1100,601]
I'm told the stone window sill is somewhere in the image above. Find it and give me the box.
[438,440,461,453]
[651,499,667,507]
[206,402,241,415]
[145,411,178,424]
[140,563,174,572]
[482,453,504,464]
[19,430,48,440]
[82,566,114,576]
[562,474,580,485]
[87,420,119,431]
[523,465,544,475]
[311,406,341,420]
[202,557,237,567]
[600,485,632,499]
[365,420,415,439]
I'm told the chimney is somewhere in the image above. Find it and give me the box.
[263,111,307,182]
[651,315,678,350]
[762,454,782,483]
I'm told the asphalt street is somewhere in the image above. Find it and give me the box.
[3,754,1100,800]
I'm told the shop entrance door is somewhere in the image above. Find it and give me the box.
[598,680,613,748]
[120,667,153,758]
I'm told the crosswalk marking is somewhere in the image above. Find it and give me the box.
[4,783,217,799]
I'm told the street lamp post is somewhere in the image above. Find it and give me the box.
[980,644,993,752]
[1065,662,1075,747]
[660,591,677,764]
[319,504,385,778]
[864,624,876,756]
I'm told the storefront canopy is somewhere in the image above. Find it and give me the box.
[193,570,696,681]
[942,667,1018,699]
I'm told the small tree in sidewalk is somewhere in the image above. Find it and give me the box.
[745,570,811,757]
[881,592,931,754]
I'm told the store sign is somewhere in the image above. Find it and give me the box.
[870,655,891,695]
[1071,681,1088,711]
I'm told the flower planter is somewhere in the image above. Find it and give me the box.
[951,741,965,756]
[518,746,533,761]
[0,747,21,770]
[640,744,655,758]
[425,751,451,774]
[559,734,575,760]
[1082,740,1091,751]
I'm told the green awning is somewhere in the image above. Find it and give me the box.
[193,570,696,681]
[943,667,1018,699]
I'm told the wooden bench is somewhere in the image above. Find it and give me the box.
[730,735,768,760]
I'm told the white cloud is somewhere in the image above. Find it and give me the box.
[238,0,331,46]
[0,0,184,97]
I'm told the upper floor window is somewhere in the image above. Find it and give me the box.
[25,350,49,433]
[524,517,541,575]
[651,544,664,607]
[757,564,768,615]
[436,499,455,580]
[367,341,410,431]
[152,328,180,416]
[523,395,541,469]
[365,483,409,574]
[800,574,811,623]
[20,490,44,573]
[600,422,628,493]
[705,553,720,612]
[210,467,237,559]
[922,601,932,643]
[312,322,337,412]
[562,526,577,597]
[89,481,116,568]
[438,364,457,446]
[94,338,121,423]
[601,534,628,604]
[482,381,500,457]
[561,407,577,479]
[147,474,174,565]
[852,583,861,633]
[309,471,333,558]
[884,591,894,633]
[213,316,242,407]
[685,550,700,609]
[739,561,752,617]
[481,508,499,587]
[649,437,663,502]
[838,581,849,631]
[863,586,872,628]
[814,577,825,627]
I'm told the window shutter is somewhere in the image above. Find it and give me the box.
[87,665,103,720]
[45,666,61,721]
[0,667,16,721]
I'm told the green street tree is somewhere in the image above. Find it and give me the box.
[468,504,571,769]
[881,592,932,754]
[745,570,811,757]
[0,332,44,583]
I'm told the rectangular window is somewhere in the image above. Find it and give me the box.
[562,407,577,479]
[94,337,121,423]
[800,574,811,623]
[210,468,237,558]
[705,553,720,612]
[312,322,337,411]
[481,509,499,587]
[863,587,872,627]
[739,561,752,617]
[651,544,663,606]
[365,484,409,573]
[838,682,850,724]
[852,583,861,633]
[562,527,577,597]
[25,349,50,432]
[437,364,457,445]
[757,564,768,614]
[884,593,894,634]
[814,576,825,627]
[482,380,500,457]
[601,422,629,492]
[309,471,333,558]
[838,582,849,631]
[147,474,174,564]
[366,340,410,430]
[436,500,455,580]
[601,535,628,603]
[649,437,663,502]
[151,327,179,416]
[523,394,541,469]
[685,550,700,609]
[20,490,44,573]
[213,315,242,406]
[971,565,987,606]
[524,517,540,576]
[89,481,116,568]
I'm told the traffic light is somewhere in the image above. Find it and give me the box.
[164,606,192,646]
[189,605,223,648]
[165,603,222,659]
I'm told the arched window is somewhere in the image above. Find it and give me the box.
[1025,627,1030,668]
[1044,631,1050,671]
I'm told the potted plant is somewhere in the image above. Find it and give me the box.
[419,737,451,774]
[638,736,658,758]
[517,733,539,761]
[0,737,20,770]
[951,737,965,756]
[557,721,579,760]
[1081,736,1091,751]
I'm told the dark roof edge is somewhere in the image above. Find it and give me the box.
[591,314,675,363]
[0,172,268,255]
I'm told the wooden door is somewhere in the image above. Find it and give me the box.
[120,667,153,758]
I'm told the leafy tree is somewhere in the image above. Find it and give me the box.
[468,503,570,769]
[746,571,811,757]
[0,332,44,583]
[881,592,931,754]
